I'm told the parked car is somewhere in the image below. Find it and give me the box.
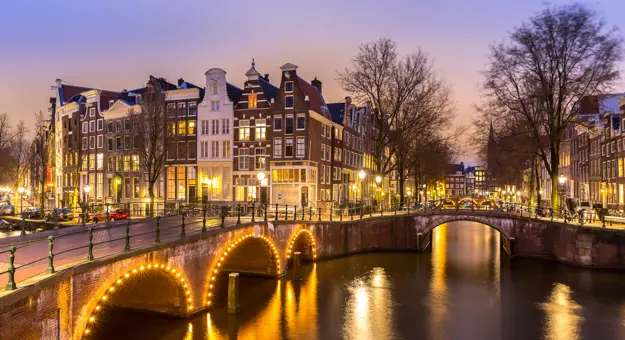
[45,208,74,221]
[1,205,15,216]
[92,208,129,223]
[21,207,43,219]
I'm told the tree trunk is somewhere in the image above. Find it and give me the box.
[550,148,560,210]
[148,185,155,217]
[529,156,536,207]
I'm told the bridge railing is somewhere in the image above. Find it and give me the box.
[0,200,610,293]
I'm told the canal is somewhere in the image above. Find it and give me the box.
[93,221,625,339]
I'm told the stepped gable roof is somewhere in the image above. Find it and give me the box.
[297,76,329,118]
[258,77,278,102]
[327,103,345,124]
[226,83,243,105]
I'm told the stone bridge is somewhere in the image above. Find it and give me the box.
[2,211,625,339]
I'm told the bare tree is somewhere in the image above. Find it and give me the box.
[128,77,167,217]
[30,111,52,211]
[0,113,15,185]
[482,3,623,208]
[9,121,30,210]
[338,38,456,205]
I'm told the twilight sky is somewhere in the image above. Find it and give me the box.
[1,0,624,164]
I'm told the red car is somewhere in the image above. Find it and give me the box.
[92,209,129,223]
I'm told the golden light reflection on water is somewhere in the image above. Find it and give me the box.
[343,266,395,340]
[427,224,448,340]
[205,264,319,340]
[540,283,583,340]
[285,264,318,338]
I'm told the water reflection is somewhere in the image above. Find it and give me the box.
[540,283,583,340]
[92,221,625,340]
[343,266,395,340]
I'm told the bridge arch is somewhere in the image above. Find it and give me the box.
[478,198,497,209]
[456,197,478,208]
[419,214,514,249]
[80,263,193,339]
[285,228,317,264]
[205,233,282,307]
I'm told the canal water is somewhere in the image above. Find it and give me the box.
[93,221,625,340]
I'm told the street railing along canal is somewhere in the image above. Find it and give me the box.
[0,201,618,293]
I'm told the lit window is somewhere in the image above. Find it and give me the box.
[255,119,266,140]
[249,93,257,108]
[239,120,250,140]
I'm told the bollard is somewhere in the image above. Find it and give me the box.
[54,209,59,230]
[309,207,313,220]
[350,208,353,220]
[360,206,363,219]
[124,221,131,252]
[394,204,397,215]
[237,204,241,225]
[381,204,384,216]
[330,208,333,221]
[228,273,240,314]
[294,205,297,221]
[87,228,94,261]
[318,208,321,221]
[302,206,305,220]
[293,252,302,281]
[264,204,268,222]
[5,246,16,291]
[370,205,373,217]
[251,202,255,223]
[180,215,186,237]
[20,215,26,236]
[275,204,279,221]
[202,208,207,233]
[156,216,161,243]
[46,236,55,274]
[284,205,288,221]
[339,209,343,221]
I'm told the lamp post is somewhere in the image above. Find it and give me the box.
[18,187,24,214]
[358,170,366,209]
[83,185,91,205]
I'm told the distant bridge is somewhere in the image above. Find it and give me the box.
[1,209,624,339]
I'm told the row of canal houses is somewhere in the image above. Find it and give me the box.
[50,61,385,214]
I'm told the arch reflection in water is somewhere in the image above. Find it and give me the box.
[342,266,395,340]
[540,283,583,340]
[427,222,504,340]
[204,263,318,339]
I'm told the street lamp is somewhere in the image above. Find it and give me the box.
[18,187,24,214]
[375,175,383,209]
[358,170,366,207]
[84,185,92,204]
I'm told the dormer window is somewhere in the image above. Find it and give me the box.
[285,81,293,93]
[135,94,142,104]
[212,81,218,95]
[249,92,257,109]
[285,96,294,109]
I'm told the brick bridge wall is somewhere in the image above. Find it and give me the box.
[2,212,625,339]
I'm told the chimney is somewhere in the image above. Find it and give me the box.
[345,96,352,105]
[311,77,322,94]
[178,78,184,87]
[264,74,269,82]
